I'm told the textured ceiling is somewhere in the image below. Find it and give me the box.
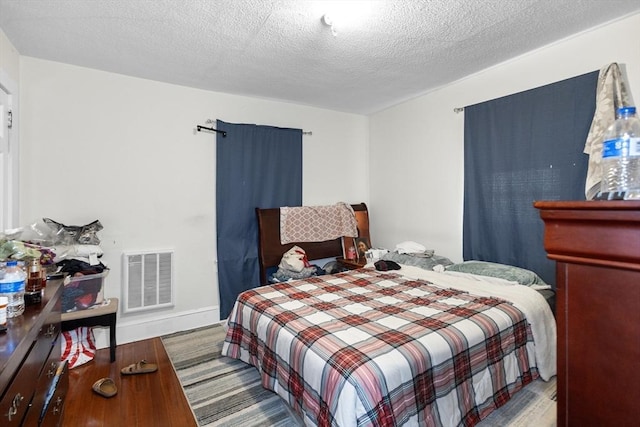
[1,0,640,114]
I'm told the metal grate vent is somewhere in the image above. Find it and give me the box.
[122,250,174,313]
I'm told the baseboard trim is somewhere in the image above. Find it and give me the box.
[92,305,221,349]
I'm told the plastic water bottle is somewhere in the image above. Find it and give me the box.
[0,260,26,318]
[601,106,640,199]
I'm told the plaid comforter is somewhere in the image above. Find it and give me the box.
[222,268,539,427]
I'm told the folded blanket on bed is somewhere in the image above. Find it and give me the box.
[400,265,557,381]
[280,202,358,244]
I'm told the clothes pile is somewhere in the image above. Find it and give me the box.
[269,245,333,283]
[43,218,108,312]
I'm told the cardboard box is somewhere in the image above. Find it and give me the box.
[62,270,108,313]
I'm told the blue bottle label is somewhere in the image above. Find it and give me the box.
[603,137,640,158]
[0,280,25,293]
[603,138,628,158]
[630,137,640,156]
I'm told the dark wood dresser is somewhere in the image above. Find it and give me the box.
[0,279,67,426]
[535,200,640,426]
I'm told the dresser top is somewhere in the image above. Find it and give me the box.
[535,200,640,270]
[0,280,62,389]
[534,200,640,210]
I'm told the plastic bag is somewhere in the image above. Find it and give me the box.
[278,245,311,273]
[61,327,96,369]
[43,218,103,245]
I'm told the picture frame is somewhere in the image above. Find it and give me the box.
[354,237,371,260]
[341,236,357,259]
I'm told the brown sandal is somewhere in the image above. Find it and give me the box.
[92,377,117,398]
[120,359,158,375]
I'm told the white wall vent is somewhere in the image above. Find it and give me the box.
[122,249,174,313]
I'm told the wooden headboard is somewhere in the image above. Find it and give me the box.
[256,203,370,284]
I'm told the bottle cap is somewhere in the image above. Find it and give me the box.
[6,261,17,267]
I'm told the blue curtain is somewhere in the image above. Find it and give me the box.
[463,71,598,286]
[216,120,302,319]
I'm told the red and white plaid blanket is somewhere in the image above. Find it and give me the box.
[223,268,543,427]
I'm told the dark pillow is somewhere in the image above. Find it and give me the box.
[374,260,401,271]
[445,261,550,289]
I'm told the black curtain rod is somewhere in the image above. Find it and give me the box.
[196,123,311,137]
[197,125,227,137]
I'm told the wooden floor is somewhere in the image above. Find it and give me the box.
[63,337,198,427]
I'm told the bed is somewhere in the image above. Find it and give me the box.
[222,204,557,427]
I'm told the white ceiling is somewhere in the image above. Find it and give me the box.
[2,0,640,115]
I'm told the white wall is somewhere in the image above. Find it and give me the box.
[369,13,640,262]
[19,58,369,345]
[0,30,21,233]
[0,28,20,84]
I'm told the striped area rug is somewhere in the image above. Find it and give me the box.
[161,324,298,426]
[161,324,556,427]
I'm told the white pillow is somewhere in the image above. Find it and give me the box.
[394,241,427,254]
